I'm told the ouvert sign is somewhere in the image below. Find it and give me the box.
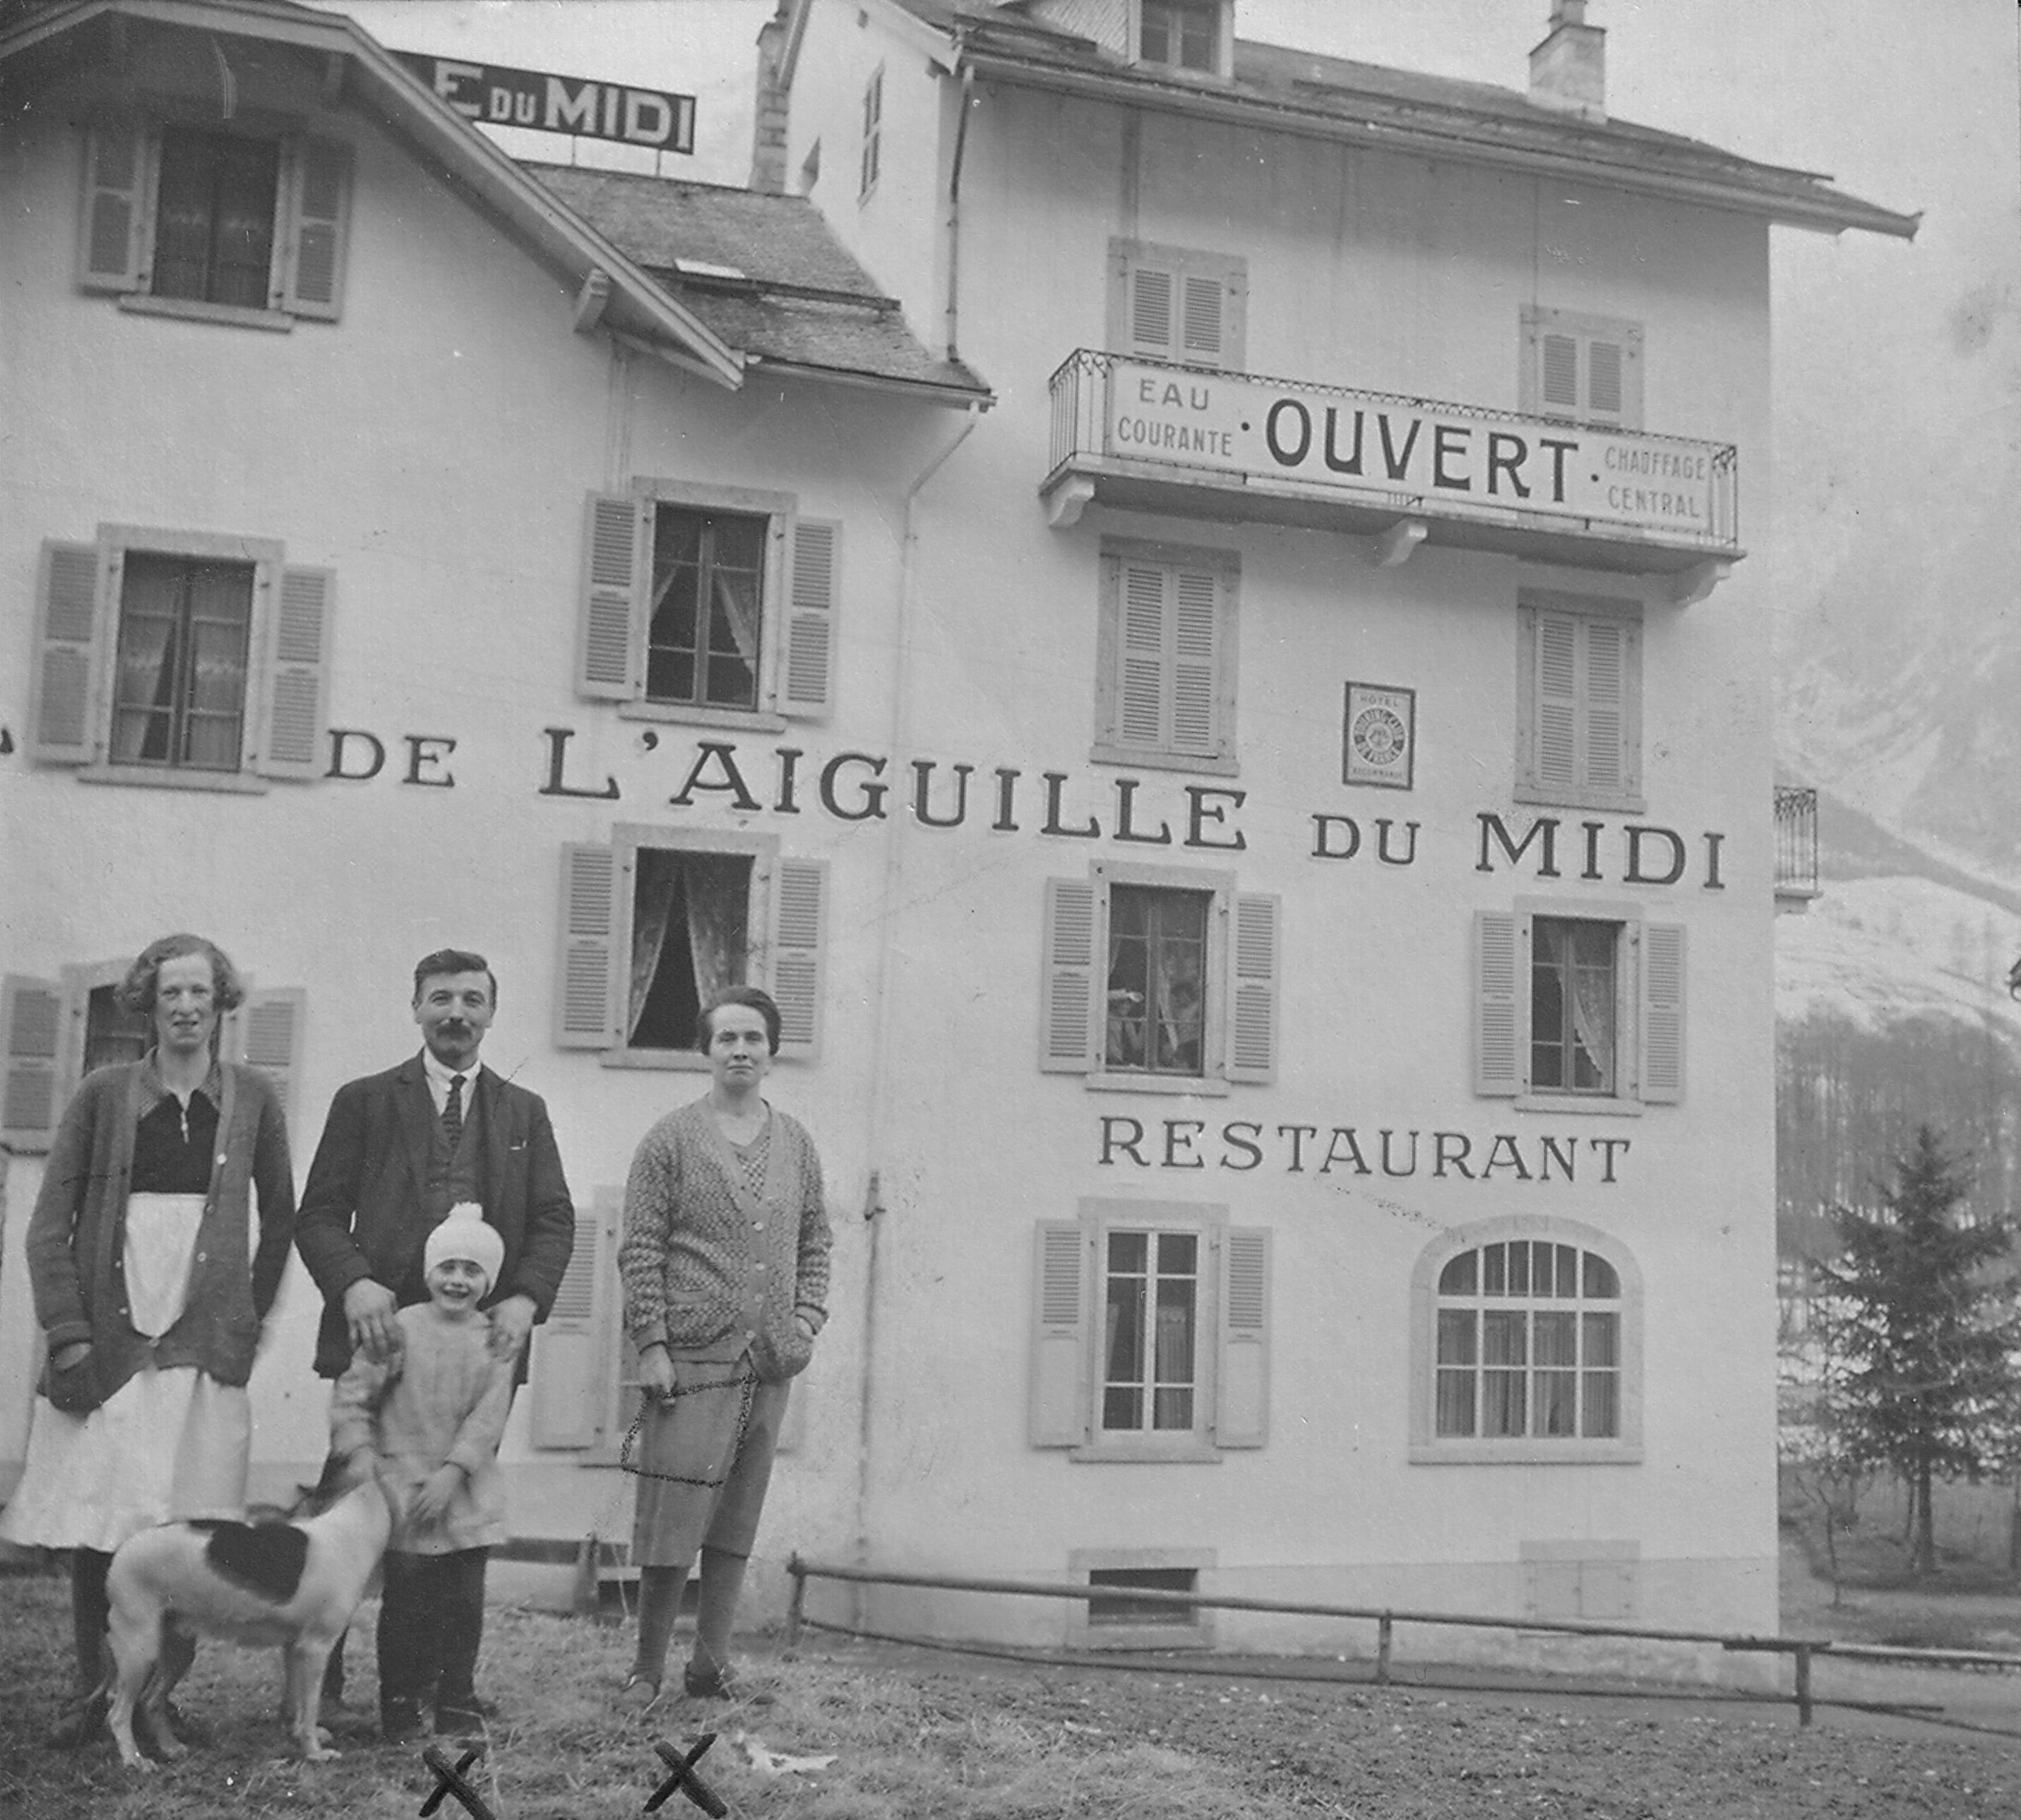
[1104,360,1737,547]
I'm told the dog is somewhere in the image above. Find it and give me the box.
[102,1451,395,1770]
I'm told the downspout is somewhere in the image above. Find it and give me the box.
[849,408,979,1619]
[943,55,976,362]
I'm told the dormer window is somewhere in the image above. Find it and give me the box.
[1137,0,1224,75]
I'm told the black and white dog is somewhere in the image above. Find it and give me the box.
[102,1451,394,1769]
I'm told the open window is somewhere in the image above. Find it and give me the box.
[554,830,828,1064]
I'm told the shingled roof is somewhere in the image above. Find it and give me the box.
[525,164,992,404]
[878,0,1919,239]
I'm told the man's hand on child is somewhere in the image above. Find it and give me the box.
[487,1293,537,1362]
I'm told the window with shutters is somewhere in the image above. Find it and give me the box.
[1031,1201,1270,1461]
[1094,540,1239,774]
[28,529,335,792]
[1411,1219,1642,1463]
[554,828,828,1066]
[1040,862,1278,1092]
[1520,306,1643,430]
[859,66,882,201]
[77,118,352,326]
[1472,902,1685,1111]
[1107,239,1246,371]
[576,484,838,728]
[1,961,306,1154]
[1514,593,1642,811]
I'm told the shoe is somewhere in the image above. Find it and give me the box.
[617,1673,661,1711]
[435,1705,486,1738]
[44,1689,108,1750]
[682,1662,775,1706]
[380,1702,427,1745]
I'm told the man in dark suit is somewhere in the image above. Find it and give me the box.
[295,947,575,1730]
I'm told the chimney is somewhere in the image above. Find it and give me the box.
[1528,0,1605,122]
[749,4,791,194]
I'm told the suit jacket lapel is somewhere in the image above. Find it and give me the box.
[393,1054,436,1199]
[476,1064,511,1211]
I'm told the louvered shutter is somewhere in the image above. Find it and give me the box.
[1540,333,1580,417]
[235,987,306,1126]
[1582,617,1625,797]
[1533,611,1580,795]
[1127,265,1174,357]
[576,494,641,701]
[1213,1225,1270,1448]
[31,540,104,765]
[1029,1221,1090,1446]
[1638,922,1686,1104]
[1474,911,1522,1096]
[258,566,333,779]
[1227,893,1279,1083]
[780,518,839,718]
[770,857,828,1059]
[1039,879,1098,1073]
[1180,274,1224,364]
[532,1191,616,1449]
[554,844,617,1048]
[280,137,350,318]
[1526,313,1641,428]
[1,976,64,1153]
[78,122,150,292]
[1116,561,1169,749]
[1170,566,1220,756]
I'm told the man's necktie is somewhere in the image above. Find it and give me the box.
[443,1073,466,1150]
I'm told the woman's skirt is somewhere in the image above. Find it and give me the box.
[0,1191,250,1553]
[630,1352,790,1567]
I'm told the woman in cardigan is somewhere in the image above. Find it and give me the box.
[616,985,831,1706]
[1,933,297,1748]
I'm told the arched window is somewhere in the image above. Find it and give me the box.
[1411,1221,1641,1463]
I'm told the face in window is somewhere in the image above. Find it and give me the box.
[703,1003,775,1097]
[412,971,496,1071]
[153,953,219,1059]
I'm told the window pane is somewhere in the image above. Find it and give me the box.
[1436,1308,1476,1365]
[1103,1263,1146,1432]
[1109,1231,1147,1273]
[625,851,753,1049]
[1482,1310,1527,1367]
[1555,1244,1579,1298]
[1582,1368,1621,1438]
[1584,1254,1620,1298]
[1438,1251,1477,1296]
[112,554,251,771]
[1483,1367,1525,1437]
[1506,1242,1530,1296]
[1537,1369,1578,1437]
[1106,886,1208,1076]
[1534,1312,1576,1368]
[84,984,150,1074]
[1151,1232,1196,1431]
[1582,1311,1618,1367]
[648,506,765,710]
[1436,1367,1475,1437]
[1482,1242,1505,1297]
[153,129,277,307]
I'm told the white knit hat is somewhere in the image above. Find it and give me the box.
[424,1207,503,1288]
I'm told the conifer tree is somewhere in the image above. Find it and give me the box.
[1823,1126,2021,1574]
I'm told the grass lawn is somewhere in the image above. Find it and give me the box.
[5,1562,2021,1819]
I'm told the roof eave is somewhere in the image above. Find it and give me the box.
[748,355,994,410]
[955,49,1920,240]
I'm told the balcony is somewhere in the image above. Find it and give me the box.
[1043,351,1742,599]
[1775,785,1820,908]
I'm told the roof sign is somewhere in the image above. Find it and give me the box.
[395,53,696,153]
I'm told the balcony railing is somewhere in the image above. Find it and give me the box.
[1044,350,1742,588]
[1775,785,1820,903]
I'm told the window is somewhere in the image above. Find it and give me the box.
[29,530,335,790]
[1474,903,1683,1108]
[1094,540,1239,772]
[1068,1547,1215,1650]
[1520,307,1643,430]
[1,963,305,1155]
[1040,864,1278,1090]
[1434,1240,1621,1439]
[1515,593,1642,811]
[554,830,828,1064]
[1411,1220,1641,1463]
[576,487,839,725]
[79,119,352,324]
[1031,1203,1269,1459]
[1136,1,1224,74]
[859,66,882,199]
[1107,239,1246,370]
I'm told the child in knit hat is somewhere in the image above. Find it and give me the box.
[330,1206,513,1743]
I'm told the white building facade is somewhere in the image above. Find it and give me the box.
[1,0,1912,1677]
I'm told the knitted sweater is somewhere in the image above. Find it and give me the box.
[618,1100,830,1381]
[329,1302,512,1554]
[26,1058,296,1401]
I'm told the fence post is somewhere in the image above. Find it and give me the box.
[1794,1643,1813,1727]
[1376,1614,1393,1687]
[785,1554,806,1655]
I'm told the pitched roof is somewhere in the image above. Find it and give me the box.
[525,165,991,403]
[879,0,1918,239]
